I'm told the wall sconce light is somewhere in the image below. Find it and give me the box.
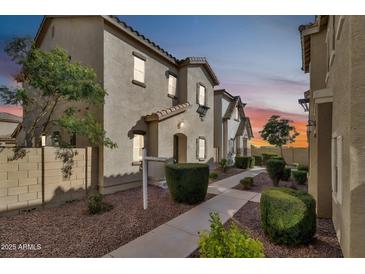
[307,120,316,133]
[177,121,184,129]
[298,98,310,112]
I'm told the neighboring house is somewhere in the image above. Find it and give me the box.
[214,89,253,162]
[0,112,22,146]
[26,16,220,194]
[299,15,365,257]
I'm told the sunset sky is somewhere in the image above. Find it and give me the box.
[0,15,312,147]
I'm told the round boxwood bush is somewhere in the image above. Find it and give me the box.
[165,163,209,204]
[292,170,307,185]
[297,164,309,172]
[266,159,285,186]
[254,155,263,166]
[260,187,316,245]
[262,153,278,166]
[281,167,291,181]
[235,156,251,169]
[240,176,254,190]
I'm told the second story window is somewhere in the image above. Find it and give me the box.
[133,55,145,84]
[168,74,177,97]
[198,84,206,106]
[234,106,239,120]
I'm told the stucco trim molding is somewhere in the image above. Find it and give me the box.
[313,88,333,104]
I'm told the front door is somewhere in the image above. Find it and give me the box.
[173,133,187,163]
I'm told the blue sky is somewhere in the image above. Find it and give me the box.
[0,15,313,146]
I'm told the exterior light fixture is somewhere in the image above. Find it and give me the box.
[307,119,316,133]
[196,105,210,119]
[177,121,184,129]
[298,98,310,112]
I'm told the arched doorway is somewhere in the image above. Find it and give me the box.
[173,133,187,163]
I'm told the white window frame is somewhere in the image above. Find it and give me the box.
[198,137,206,161]
[168,74,177,97]
[133,56,145,83]
[133,134,144,163]
[331,135,342,204]
[198,84,206,106]
[234,106,239,120]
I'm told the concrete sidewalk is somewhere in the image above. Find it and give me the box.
[104,168,265,258]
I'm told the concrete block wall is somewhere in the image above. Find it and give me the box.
[0,147,95,215]
[251,146,309,166]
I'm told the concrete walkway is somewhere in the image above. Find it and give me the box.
[104,167,265,258]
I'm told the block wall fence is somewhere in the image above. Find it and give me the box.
[0,147,98,215]
[251,146,309,166]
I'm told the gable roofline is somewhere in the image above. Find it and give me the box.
[0,112,22,123]
[299,16,328,73]
[34,16,220,86]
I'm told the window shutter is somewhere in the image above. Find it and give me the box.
[196,83,200,104]
[196,138,199,159]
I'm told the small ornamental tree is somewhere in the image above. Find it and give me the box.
[259,115,299,156]
[0,37,116,149]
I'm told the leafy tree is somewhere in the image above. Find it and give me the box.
[0,37,116,148]
[259,115,299,156]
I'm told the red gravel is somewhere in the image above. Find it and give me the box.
[0,186,214,258]
[234,172,308,193]
[229,202,343,258]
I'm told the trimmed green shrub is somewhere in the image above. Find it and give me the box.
[297,164,309,172]
[166,163,209,204]
[199,212,264,258]
[219,159,228,173]
[266,159,285,186]
[249,156,255,168]
[88,193,113,215]
[254,155,263,166]
[281,167,291,181]
[209,172,219,180]
[240,177,254,190]
[260,188,316,245]
[235,156,251,169]
[292,170,307,185]
[262,153,278,166]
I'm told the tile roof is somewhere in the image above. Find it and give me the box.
[144,102,191,122]
[0,112,22,123]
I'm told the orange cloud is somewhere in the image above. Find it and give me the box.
[245,106,308,148]
[0,105,23,117]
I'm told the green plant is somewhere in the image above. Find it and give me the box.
[281,167,291,181]
[254,155,263,166]
[259,115,299,157]
[266,159,285,186]
[235,156,250,169]
[297,164,309,172]
[292,170,307,185]
[260,188,316,245]
[219,159,228,173]
[240,177,254,190]
[199,212,264,258]
[249,156,255,168]
[87,193,113,215]
[209,172,219,180]
[165,163,209,204]
[262,153,277,166]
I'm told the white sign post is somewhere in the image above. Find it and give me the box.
[142,148,168,210]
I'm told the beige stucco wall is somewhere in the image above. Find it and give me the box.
[0,121,18,137]
[0,147,95,215]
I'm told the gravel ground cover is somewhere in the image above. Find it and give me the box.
[233,171,308,193]
[0,186,214,258]
[209,167,245,184]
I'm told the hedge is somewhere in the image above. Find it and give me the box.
[260,188,316,245]
[281,167,291,181]
[165,163,209,204]
[292,170,307,185]
[266,159,285,186]
[235,156,250,169]
[297,164,309,172]
[240,177,254,190]
[262,153,278,166]
[254,155,263,166]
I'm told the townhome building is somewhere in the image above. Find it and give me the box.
[213,89,253,162]
[26,16,220,194]
[299,15,365,257]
